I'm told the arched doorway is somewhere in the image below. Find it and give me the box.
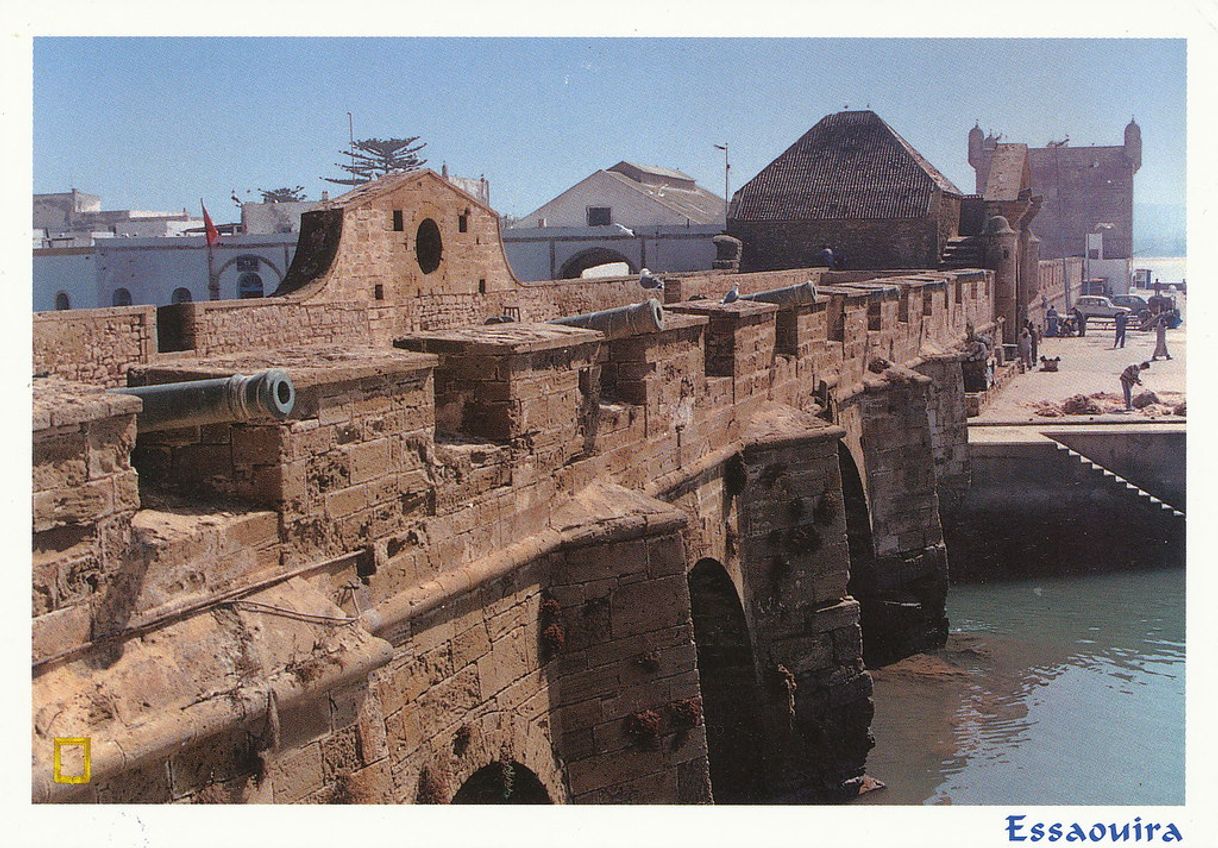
[687,558,766,803]
[111,287,132,307]
[558,248,636,280]
[450,760,552,804]
[54,291,71,310]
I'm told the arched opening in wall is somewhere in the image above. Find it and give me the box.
[416,218,443,274]
[54,291,71,310]
[558,248,636,280]
[171,287,192,304]
[838,443,879,664]
[238,273,264,299]
[450,761,552,804]
[111,288,132,307]
[687,557,766,803]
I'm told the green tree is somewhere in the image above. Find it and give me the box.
[324,136,428,186]
[258,186,308,203]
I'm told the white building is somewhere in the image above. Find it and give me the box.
[34,233,300,311]
[504,162,724,280]
[516,161,724,229]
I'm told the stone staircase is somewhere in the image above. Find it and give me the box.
[940,235,984,270]
[1049,440,1185,520]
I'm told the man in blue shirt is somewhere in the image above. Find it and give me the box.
[1113,310,1129,349]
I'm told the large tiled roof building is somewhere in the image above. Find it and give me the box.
[728,110,964,271]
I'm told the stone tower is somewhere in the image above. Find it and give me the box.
[1124,118,1142,171]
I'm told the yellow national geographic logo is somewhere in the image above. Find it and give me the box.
[53,737,91,784]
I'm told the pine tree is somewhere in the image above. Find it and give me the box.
[258,186,308,203]
[324,137,428,186]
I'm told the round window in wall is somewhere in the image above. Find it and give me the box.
[112,288,132,307]
[171,287,193,304]
[54,291,71,310]
[238,273,264,299]
[415,218,442,274]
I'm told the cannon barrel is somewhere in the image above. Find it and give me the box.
[109,369,296,432]
[738,281,818,307]
[549,299,664,339]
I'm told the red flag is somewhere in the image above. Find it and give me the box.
[201,199,220,247]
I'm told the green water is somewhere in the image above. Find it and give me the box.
[858,567,1185,805]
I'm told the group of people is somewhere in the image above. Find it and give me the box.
[1044,306,1088,338]
[1016,319,1041,370]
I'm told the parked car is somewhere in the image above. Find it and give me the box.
[1073,295,1130,321]
[1112,294,1152,322]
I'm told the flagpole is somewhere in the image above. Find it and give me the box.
[202,198,219,300]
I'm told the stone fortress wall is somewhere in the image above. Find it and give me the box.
[32,170,997,805]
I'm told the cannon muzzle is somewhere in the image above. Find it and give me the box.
[549,299,664,339]
[109,369,296,432]
[738,281,819,307]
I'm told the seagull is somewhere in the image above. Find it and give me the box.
[639,268,664,291]
[613,223,635,237]
[722,283,740,304]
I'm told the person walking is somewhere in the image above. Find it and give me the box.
[1046,306,1059,337]
[1074,307,1088,337]
[1017,327,1033,370]
[1120,362,1150,410]
[1152,314,1172,360]
[1026,320,1040,363]
[1113,310,1128,349]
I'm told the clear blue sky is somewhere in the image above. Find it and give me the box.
[33,38,1185,222]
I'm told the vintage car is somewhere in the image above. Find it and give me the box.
[1073,295,1131,321]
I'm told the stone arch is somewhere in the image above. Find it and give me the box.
[451,760,553,804]
[838,442,884,665]
[837,442,874,581]
[687,557,766,803]
[214,253,285,285]
[409,710,567,805]
[558,248,636,280]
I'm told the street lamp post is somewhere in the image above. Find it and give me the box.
[714,143,730,231]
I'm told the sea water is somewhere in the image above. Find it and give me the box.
[858,567,1185,805]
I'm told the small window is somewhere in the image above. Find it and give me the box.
[54,291,71,310]
[393,210,404,232]
[478,278,487,294]
[587,206,611,226]
[536,217,547,228]
[235,256,260,273]
[112,288,132,307]
[374,284,384,301]
[238,273,264,299]
[171,287,192,304]
[458,212,469,233]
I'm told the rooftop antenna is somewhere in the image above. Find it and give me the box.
[347,111,355,175]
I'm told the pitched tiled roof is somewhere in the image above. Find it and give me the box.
[730,110,962,221]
